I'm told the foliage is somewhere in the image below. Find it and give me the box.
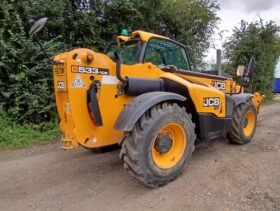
[0,0,219,126]
[0,1,61,123]
[161,0,220,69]
[99,0,220,69]
[223,20,280,99]
[0,107,59,149]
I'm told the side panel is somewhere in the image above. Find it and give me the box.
[160,72,227,118]
[159,73,233,140]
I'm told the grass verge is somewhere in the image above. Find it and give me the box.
[0,109,60,150]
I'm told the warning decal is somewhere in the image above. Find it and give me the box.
[71,74,86,88]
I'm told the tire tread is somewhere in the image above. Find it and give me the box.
[120,102,196,187]
[228,100,256,145]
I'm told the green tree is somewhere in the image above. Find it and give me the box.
[0,1,60,123]
[0,0,219,124]
[0,0,106,124]
[161,0,220,69]
[223,20,280,99]
[99,0,220,68]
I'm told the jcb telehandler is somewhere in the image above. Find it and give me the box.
[30,19,264,187]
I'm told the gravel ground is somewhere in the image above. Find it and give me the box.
[0,100,279,211]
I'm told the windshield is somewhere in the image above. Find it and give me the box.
[106,39,142,65]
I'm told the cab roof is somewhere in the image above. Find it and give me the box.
[131,30,169,42]
[117,30,169,44]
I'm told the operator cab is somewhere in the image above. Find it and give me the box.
[105,31,191,71]
[105,30,228,80]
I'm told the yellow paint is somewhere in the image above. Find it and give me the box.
[152,123,186,169]
[131,30,169,42]
[252,92,265,114]
[160,72,226,117]
[117,35,129,45]
[243,110,256,137]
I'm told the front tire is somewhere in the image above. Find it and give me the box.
[228,100,257,144]
[119,102,196,188]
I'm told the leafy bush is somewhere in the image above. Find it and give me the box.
[0,1,62,123]
[0,0,220,126]
[223,20,280,100]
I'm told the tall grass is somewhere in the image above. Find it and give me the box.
[0,108,60,150]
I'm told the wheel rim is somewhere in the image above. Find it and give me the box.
[243,110,255,137]
[152,123,187,169]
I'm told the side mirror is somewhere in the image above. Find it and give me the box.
[29,17,48,37]
[236,65,245,77]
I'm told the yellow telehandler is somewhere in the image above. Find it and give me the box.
[30,19,264,187]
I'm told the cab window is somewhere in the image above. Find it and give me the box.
[144,38,190,70]
[106,39,142,65]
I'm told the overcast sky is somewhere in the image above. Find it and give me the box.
[206,0,280,63]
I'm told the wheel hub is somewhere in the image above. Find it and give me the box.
[154,134,173,153]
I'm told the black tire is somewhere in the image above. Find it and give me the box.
[119,102,196,188]
[228,100,257,145]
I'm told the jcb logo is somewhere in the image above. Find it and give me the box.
[203,97,220,108]
[212,81,226,90]
[57,81,65,90]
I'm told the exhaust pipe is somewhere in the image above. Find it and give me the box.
[114,52,126,83]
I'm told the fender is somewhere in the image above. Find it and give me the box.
[114,91,186,131]
[231,93,253,107]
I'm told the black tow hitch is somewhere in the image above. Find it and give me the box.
[87,80,103,126]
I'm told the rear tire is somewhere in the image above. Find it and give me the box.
[228,100,257,144]
[119,102,196,188]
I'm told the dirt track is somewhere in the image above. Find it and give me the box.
[0,101,280,211]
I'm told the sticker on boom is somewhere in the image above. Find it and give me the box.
[203,97,220,110]
[72,74,86,88]
[72,66,109,75]
[212,81,226,90]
